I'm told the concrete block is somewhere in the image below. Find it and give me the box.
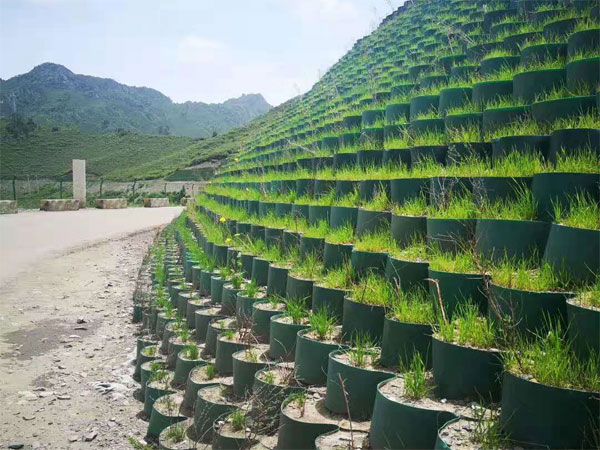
[0,200,18,214]
[40,199,80,211]
[95,198,127,209]
[143,197,170,208]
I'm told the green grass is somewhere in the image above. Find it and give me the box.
[504,321,599,391]
[553,193,600,230]
[392,195,428,216]
[266,294,286,309]
[243,279,260,298]
[0,121,231,181]
[333,190,360,207]
[283,297,309,324]
[290,252,323,279]
[320,262,355,289]
[184,343,199,360]
[389,287,438,324]
[478,187,537,221]
[229,411,247,431]
[325,223,355,244]
[347,333,380,368]
[353,227,396,253]
[362,190,391,211]
[428,245,479,274]
[401,353,433,400]
[491,256,571,292]
[166,424,187,443]
[575,280,600,309]
[350,272,394,306]
[302,220,330,238]
[309,308,337,340]
[205,364,217,379]
[389,235,429,262]
[436,302,497,349]
[427,192,478,219]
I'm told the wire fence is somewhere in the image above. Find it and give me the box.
[0,177,205,209]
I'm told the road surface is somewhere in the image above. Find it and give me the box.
[0,207,182,284]
[0,207,182,449]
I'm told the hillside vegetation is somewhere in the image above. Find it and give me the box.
[0,63,271,138]
[0,120,247,180]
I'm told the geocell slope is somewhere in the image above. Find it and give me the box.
[135,1,599,449]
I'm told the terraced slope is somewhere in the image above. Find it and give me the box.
[132,0,599,449]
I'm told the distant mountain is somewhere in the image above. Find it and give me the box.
[0,63,271,138]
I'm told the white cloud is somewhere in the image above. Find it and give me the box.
[176,35,227,65]
[290,0,359,23]
[22,0,71,4]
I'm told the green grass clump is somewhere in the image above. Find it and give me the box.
[166,424,187,443]
[491,257,571,292]
[205,364,217,380]
[333,190,360,207]
[229,410,247,431]
[504,322,599,391]
[350,272,394,306]
[389,287,437,324]
[353,227,397,253]
[267,294,286,309]
[325,223,355,244]
[291,252,323,279]
[554,148,599,174]
[243,279,260,298]
[390,235,429,262]
[320,262,355,289]
[401,353,433,400]
[392,194,428,216]
[575,280,600,309]
[427,193,478,219]
[478,188,537,221]
[428,246,479,274]
[283,297,309,325]
[309,308,337,340]
[362,190,391,211]
[262,371,275,384]
[553,193,600,230]
[223,329,236,340]
[302,220,330,238]
[347,333,380,368]
[436,303,496,349]
[184,343,199,360]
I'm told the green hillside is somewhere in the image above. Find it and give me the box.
[0,63,271,138]
[0,105,287,180]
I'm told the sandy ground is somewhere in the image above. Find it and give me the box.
[0,208,181,449]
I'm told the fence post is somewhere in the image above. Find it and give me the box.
[59,180,63,199]
[12,176,16,201]
[132,180,136,197]
[100,178,104,197]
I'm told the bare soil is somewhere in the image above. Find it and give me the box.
[315,429,370,449]
[0,229,162,449]
[283,389,370,432]
[379,375,475,417]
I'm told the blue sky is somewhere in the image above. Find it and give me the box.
[1,0,405,106]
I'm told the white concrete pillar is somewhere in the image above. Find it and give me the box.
[72,159,86,204]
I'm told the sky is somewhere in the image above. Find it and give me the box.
[1,0,405,106]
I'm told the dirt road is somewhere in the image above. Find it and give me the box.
[0,208,181,449]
